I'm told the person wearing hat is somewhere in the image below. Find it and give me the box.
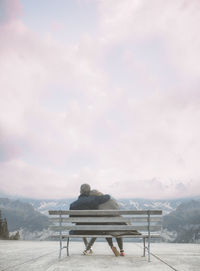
[70,184,111,210]
[69,183,111,251]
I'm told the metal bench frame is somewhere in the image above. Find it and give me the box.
[49,209,162,262]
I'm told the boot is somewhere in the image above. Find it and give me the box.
[111,246,120,256]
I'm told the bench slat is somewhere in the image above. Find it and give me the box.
[49,210,162,215]
[51,234,161,238]
[50,217,162,223]
[50,225,161,231]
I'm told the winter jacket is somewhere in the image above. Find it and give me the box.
[98,197,120,210]
[69,194,110,235]
[69,194,110,210]
[98,197,141,236]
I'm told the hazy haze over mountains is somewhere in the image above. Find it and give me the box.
[26,196,198,216]
[1,195,200,243]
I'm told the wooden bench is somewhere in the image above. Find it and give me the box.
[49,209,162,262]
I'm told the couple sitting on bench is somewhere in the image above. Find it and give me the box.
[69,183,125,256]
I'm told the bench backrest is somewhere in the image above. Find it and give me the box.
[49,210,162,235]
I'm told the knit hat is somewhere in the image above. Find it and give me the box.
[80,183,91,195]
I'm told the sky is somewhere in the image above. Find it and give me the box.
[0,0,200,200]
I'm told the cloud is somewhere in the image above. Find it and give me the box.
[0,158,199,199]
[51,21,63,32]
[98,0,200,78]
[0,159,77,198]
[0,135,21,162]
[0,0,23,24]
[0,0,200,199]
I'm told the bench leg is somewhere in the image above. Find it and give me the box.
[59,213,62,260]
[143,237,146,257]
[67,237,70,256]
[147,210,151,262]
[59,246,62,260]
[148,237,150,262]
[59,236,62,259]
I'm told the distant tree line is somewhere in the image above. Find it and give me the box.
[0,210,20,240]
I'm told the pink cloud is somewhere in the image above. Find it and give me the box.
[0,0,23,24]
[51,20,63,32]
[0,0,200,199]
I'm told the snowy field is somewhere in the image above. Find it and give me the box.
[0,240,200,271]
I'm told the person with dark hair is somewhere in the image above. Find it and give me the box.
[70,184,110,210]
[70,183,112,254]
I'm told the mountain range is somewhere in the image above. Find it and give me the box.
[0,195,200,243]
[21,196,200,216]
[0,198,49,232]
[162,200,200,243]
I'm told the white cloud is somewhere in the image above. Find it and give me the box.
[0,0,200,199]
[98,0,200,78]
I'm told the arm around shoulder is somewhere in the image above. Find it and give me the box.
[98,194,110,204]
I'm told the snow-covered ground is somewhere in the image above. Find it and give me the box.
[0,240,199,271]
